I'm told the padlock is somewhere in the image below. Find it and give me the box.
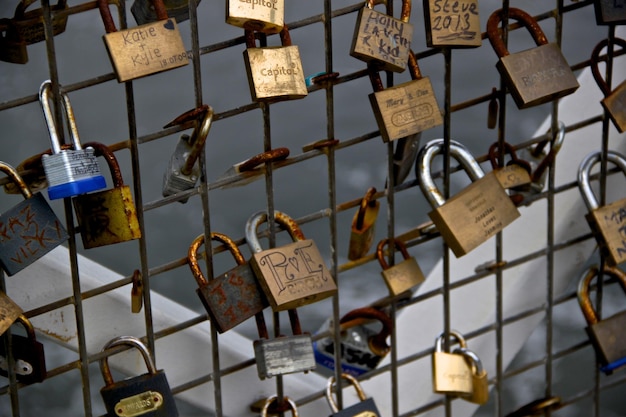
[226,0,284,34]
[593,0,626,25]
[100,335,178,417]
[162,105,213,203]
[368,50,443,143]
[423,0,481,48]
[487,141,532,192]
[0,292,23,336]
[577,150,626,266]
[187,231,268,333]
[486,7,579,109]
[0,18,28,64]
[350,0,413,73]
[260,395,298,417]
[326,373,381,417]
[591,37,626,133]
[243,26,308,103]
[132,0,201,25]
[0,315,47,385]
[245,210,337,311]
[416,139,521,257]
[39,80,107,200]
[504,396,562,417]
[432,330,473,396]
[97,0,189,83]
[577,265,626,374]
[452,347,489,405]
[11,0,68,45]
[376,238,425,296]
[0,161,69,276]
[348,187,380,260]
[72,142,141,249]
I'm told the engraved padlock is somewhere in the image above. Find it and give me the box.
[187,231,268,333]
[593,0,626,25]
[486,7,579,109]
[12,0,68,45]
[243,26,308,103]
[0,292,22,336]
[591,38,626,133]
[578,150,626,266]
[326,373,381,417]
[452,347,489,405]
[348,187,380,261]
[0,161,69,276]
[100,335,178,417]
[578,265,626,374]
[432,330,473,396]
[132,0,201,24]
[245,210,337,311]
[368,49,443,143]
[376,238,425,296]
[39,80,107,200]
[487,141,532,193]
[0,17,28,64]
[0,315,47,385]
[226,0,284,33]
[416,139,521,257]
[423,0,481,48]
[98,0,189,83]
[350,0,413,73]
[162,105,213,202]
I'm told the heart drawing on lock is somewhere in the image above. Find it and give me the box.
[288,257,300,273]
[164,19,175,30]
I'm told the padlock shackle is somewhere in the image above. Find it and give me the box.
[434,329,467,353]
[98,0,168,33]
[590,37,626,97]
[487,141,531,175]
[407,49,422,81]
[261,395,299,417]
[339,307,393,357]
[529,121,566,184]
[577,150,626,211]
[100,335,157,387]
[187,232,247,287]
[39,80,83,154]
[237,148,290,173]
[14,0,67,19]
[0,162,33,199]
[245,210,306,254]
[365,0,411,23]
[375,238,410,271]
[355,187,377,231]
[83,142,124,188]
[577,265,626,326]
[13,314,37,341]
[453,346,484,374]
[245,24,293,49]
[486,7,549,59]
[325,373,368,413]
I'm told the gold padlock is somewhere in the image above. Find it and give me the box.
[348,187,380,260]
[423,0,481,48]
[591,37,626,134]
[226,0,284,34]
[376,238,425,296]
[12,0,68,45]
[487,141,532,192]
[453,347,489,405]
[432,330,473,396]
[0,291,23,336]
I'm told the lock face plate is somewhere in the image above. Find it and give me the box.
[253,334,316,379]
[586,198,626,267]
[100,371,178,417]
[587,310,626,370]
[423,0,481,48]
[381,257,425,296]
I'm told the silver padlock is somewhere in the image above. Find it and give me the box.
[39,80,106,200]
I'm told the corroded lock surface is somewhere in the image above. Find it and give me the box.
[432,330,473,395]
[0,292,22,336]
[0,18,28,64]
[591,38,626,133]
[423,0,481,48]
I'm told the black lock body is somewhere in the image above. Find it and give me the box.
[0,332,46,384]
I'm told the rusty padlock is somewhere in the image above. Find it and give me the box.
[132,0,201,24]
[226,0,284,33]
[376,238,425,296]
[0,315,47,385]
[591,37,626,134]
[11,0,68,45]
[486,7,579,109]
[0,292,22,336]
[432,330,473,396]
[593,0,626,25]
[423,0,481,48]
[348,187,380,261]
[0,18,28,64]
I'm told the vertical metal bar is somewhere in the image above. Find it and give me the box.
[0,272,19,417]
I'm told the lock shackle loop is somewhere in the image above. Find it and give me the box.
[98,0,168,33]
[0,162,32,199]
[100,335,157,387]
[434,330,467,353]
[365,0,411,23]
[407,49,423,81]
[339,307,393,356]
[245,210,305,254]
[486,7,548,59]
[261,395,299,417]
[416,139,485,208]
[325,373,368,413]
[577,150,626,211]
[577,265,626,326]
[487,141,532,174]
[245,24,293,49]
[376,238,410,271]
[590,37,626,97]
[188,232,246,287]
[39,80,83,154]
[355,187,378,231]
[529,121,566,184]
[14,0,67,19]
[13,315,37,341]
[82,142,124,188]
[453,346,484,374]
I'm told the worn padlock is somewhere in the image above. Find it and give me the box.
[187,231,268,333]
[132,0,201,24]
[0,161,69,276]
[245,210,337,311]
[423,0,481,48]
[368,50,443,143]
[432,330,473,396]
[453,347,488,405]
[578,150,626,266]
[416,139,521,257]
[350,0,413,73]
[260,395,298,417]
[376,238,425,296]
[591,38,626,134]
[594,0,626,25]
[243,26,308,102]
[0,292,22,336]
[72,142,141,249]
[100,335,178,417]
[226,0,284,33]
[578,265,626,374]
[98,0,189,82]
[162,105,213,202]
[0,17,28,64]
[486,7,579,109]
[348,187,380,260]
[487,141,532,193]
[0,315,47,385]
[11,0,68,45]
[326,373,381,417]
[39,80,106,200]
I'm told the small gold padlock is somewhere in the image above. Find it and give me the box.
[376,238,425,296]
[453,347,489,405]
[226,0,284,34]
[590,37,626,134]
[423,0,481,48]
[432,330,473,396]
[348,187,380,260]
[487,141,532,191]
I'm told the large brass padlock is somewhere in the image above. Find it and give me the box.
[348,187,380,260]
[486,7,579,109]
[226,0,284,34]
[243,26,307,103]
[368,50,443,143]
[432,330,473,396]
[591,38,626,134]
[376,238,425,296]
[326,373,382,417]
[0,292,22,336]
[577,150,626,266]
[594,0,626,25]
[0,18,28,64]
[11,0,68,45]
[350,0,413,73]
[98,0,189,82]
[577,265,626,374]
[416,139,521,257]
[72,142,141,249]
[245,210,337,311]
[132,0,201,25]
[423,0,481,48]
[0,315,47,385]
[453,347,489,405]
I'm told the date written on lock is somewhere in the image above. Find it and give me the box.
[424,0,481,48]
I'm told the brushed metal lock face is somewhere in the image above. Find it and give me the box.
[423,0,481,48]
[226,0,284,33]
[432,351,473,395]
[586,199,626,267]
[254,334,316,379]
[602,80,626,133]
[244,45,307,102]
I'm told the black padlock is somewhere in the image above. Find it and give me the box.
[0,315,47,385]
[326,373,381,417]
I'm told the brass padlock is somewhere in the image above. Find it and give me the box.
[453,347,489,405]
[423,0,481,48]
[0,17,28,64]
[368,50,443,143]
[0,315,47,385]
[578,265,626,374]
[132,0,201,24]
[226,0,284,34]
[578,150,626,266]
[98,0,189,82]
[486,7,579,109]
[11,0,68,45]
[259,395,298,417]
[350,0,413,73]
[591,38,626,134]
[376,238,425,296]
[348,187,380,260]
[326,373,381,417]
[245,210,337,311]
[72,142,141,249]
[416,139,521,257]
[487,141,532,193]
[243,26,308,102]
[187,231,268,333]
[593,0,626,25]
[0,292,22,336]
[432,330,473,396]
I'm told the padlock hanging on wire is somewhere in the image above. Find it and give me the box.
[590,37,626,134]
[0,315,47,385]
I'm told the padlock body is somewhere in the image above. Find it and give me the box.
[601,80,626,134]
[465,370,489,405]
[0,33,28,64]
[73,185,141,249]
[493,164,532,191]
[381,257,425,296]
[496,43,579,109]
[586,198,626,267]
[0,334,46,385]
[432,351,473,395]
[587,310,626,374]
[423,0,481,48]
[42,148,107,200]
[253,334,316,379]
[350,8,413,73]
[0,294,22,336]
[0,193,69,276]
[348,200,379,260]
[330,397,381,417]
[226,0,284,33]
[516,146,548,194]
[14,2,68,45]
[243,45,308,102]
[162,135,200,200]
[102,19,189,83]
[132,0,201,24]
[594,0,626,25]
